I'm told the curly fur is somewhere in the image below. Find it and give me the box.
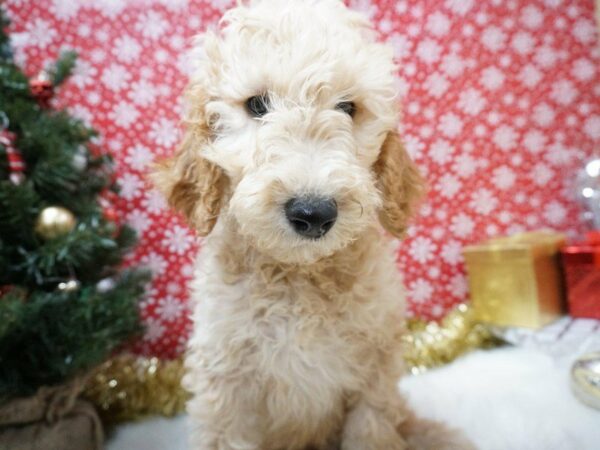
[152,1,474,449]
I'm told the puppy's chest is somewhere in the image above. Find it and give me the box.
[248,275,383,391]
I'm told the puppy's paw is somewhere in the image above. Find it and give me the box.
[399,414,476,450]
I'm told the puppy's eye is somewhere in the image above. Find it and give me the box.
[245,94,269,118]
[336,101,356,117]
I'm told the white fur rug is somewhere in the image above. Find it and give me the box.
[106,347,600,450]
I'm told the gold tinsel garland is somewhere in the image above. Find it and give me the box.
[403,303,499,374]
[83,354,189,423]
[84,303,497,422]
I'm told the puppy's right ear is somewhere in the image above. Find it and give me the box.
[151,90,228,236]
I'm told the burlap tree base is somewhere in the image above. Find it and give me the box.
[0,378,103,450]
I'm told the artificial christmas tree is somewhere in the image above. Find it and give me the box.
[0,8,148,446]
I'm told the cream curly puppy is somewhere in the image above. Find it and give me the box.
[154,1,474,449]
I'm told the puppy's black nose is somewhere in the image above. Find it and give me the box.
[285,197,337,239]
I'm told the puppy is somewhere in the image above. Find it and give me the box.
[154,1,474,449]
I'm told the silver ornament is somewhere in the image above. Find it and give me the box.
[9,172,24,185]
[570,351,600,410]
[96,277,116,293]
[72,151,88,171]
[576,158,600,229]
[57,279,81,292]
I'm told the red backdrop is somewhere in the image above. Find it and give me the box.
[5,0,600,358]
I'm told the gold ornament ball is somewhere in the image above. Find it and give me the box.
[35,206,76,239]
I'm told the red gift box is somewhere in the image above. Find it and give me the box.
[561,236,600,320]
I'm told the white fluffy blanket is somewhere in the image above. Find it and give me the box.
[106,347,600,450]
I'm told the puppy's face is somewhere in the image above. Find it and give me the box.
[154,0,424,264]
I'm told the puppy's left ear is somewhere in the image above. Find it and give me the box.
[373,131,426,238]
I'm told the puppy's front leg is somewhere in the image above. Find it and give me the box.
[341,389,476,450]
[341,386,408,450]
[186,372,264,450]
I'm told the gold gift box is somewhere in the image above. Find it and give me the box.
[463,231,567,329]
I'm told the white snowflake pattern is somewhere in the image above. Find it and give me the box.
[158,0,189,10]
[444,0,474,16]
[544,201,566,225]
[109,101,140,128]
[572,58,595,81]
[155,296,186,321]
[572,19,596,44]
[437,173,462,198]
[416,39,442,64]
[481,66,505,90]
[149,118,179,147]
[522,130,547,153]
[450,213,475,238]
[546,142,574,165]
[127,210,151,234]
[23,19,56,49]
[404,134,424,159]
[128,79,160,107]
[71,59,96,88]
[550,79,578,106]
[449,274,469,298]
[531,163,553,186]
[498,211,513,224]
[166,282,182,295]
[163,224,195,255]
[140,252,168,275]
[534,45,559,68]
[119,173,144,200]
[533,103,556,127]
[469,188,497,215]
[135,11,169,40]
[409,278,434,303]
[518,64,543,88]
[424,72,450,98]
[349,0,377,19]
[481,26,507,51]
[441,240,463,265]
[125,144,154,171]
[493,125,518,151]
[492,166,516,190]
[457,88,486,115]
[142,189,168,214]
[453,154,478,178]
[426,11,450,36]
[51,0,81,20]
[440,52,466,78]
[520,5,544,28]
[68,105,93,126]
[143,317,166,343]
[389,33,411,59]
[438,113,463,138]
[100,64,131,91]
[583,116,600,140]
[409,237,437,264]
[93,0,126,17]
[430,139,454,164]
[511,32,535,54]
[113,35,142,62]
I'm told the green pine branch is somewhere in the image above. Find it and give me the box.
[48,50,77,86]
[0,269,150,400]
[0,5,150,400]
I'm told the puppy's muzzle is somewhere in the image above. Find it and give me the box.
[284,196,337,239]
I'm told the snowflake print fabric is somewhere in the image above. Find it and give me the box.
[5,0,600,357]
